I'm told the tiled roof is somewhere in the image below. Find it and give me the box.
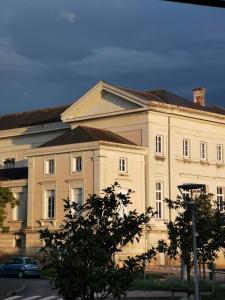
[121,86,225,116]
[0,104,70,130]
[0,167,28,181]
[39,126,136,148]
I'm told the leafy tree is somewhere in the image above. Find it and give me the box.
[0,187,18,232]
[158,193,225,282]
[40,183,156,300]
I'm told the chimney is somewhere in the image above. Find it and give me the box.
[193,87,206,106]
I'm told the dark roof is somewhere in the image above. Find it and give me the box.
[0,104,70,131]
[0,167,28,181]
[39,126,136,148]
[120,86,225,116]
[1,83,225,133]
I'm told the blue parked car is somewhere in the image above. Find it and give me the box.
[0,257,41,278]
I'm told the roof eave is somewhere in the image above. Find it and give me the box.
[62,107,149,124]
[26,140,146,157]
[149,101,225,123]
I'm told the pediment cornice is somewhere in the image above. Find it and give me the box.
[61,81,148,123]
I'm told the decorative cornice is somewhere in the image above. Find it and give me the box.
[148,101,225,124]
[62,107,148,124]
[99,140,147,152]
[61,81,148,123]
[26,140,147,158]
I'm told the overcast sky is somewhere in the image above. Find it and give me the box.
[0,0,225,114]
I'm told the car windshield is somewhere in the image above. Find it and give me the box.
[24,258,38,265]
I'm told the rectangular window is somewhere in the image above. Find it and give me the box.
[200,142,207,160]
[45,159,55,175]
[119,158,127,173]
[46,190,55,219]
[73,157,82,172]
[117,188,128,218]
[72,188,83,210]
[12,193,25,221]
[15,239,22,248]
[217,144,223,163]
[217,187,224,212]
[156,182,163,219]
[155,135,163,154]
[183,139,190,158]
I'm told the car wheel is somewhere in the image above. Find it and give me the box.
[18,270,24,279]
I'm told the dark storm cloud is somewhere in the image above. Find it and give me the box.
[0,0,225,114]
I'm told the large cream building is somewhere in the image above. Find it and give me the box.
[0,81,225,265]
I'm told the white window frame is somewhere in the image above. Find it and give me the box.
[12,192,25,221]
[119,158,128,173]
[156,182,163,219]
[73,156,82,173]
[45,190,55,219]
[71,187,83,210]
[117,188,128,218]
[216,187,224,212]
[45,159,55,175]
[217,144,223,163]
[155,135,163,155]
[200,142,207,160]
[183,139,190,158]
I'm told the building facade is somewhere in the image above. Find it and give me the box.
[0,81,225,265]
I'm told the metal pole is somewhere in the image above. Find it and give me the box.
[178,183,205,300]
[190,201,200,300]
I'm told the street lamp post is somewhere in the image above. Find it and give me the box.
[177,183,206,300]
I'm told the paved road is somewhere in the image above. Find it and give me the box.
[0,277,184,300]
[0,277,61,300]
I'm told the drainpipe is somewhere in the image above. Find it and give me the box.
[168,115,171,222]
[92,150,95,194]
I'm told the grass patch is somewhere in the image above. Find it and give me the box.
[129,273,182,291]
[130,277,181,291]
[144,272,174,279]
[129,272,225,297]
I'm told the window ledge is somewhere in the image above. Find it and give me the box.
[118,172,129,177]
[38,219,57,227]
[182,157,191,162]
[216,162,224,168]
[155,218,166,221]
[154,154,165,161]
[200,160,209,165]
[71,171,82,175]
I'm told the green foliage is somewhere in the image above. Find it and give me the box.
[0,187,17,232]
[40,183,156,300]
[158,193,225,281]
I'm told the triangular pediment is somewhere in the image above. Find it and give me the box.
[61,81,146,122]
